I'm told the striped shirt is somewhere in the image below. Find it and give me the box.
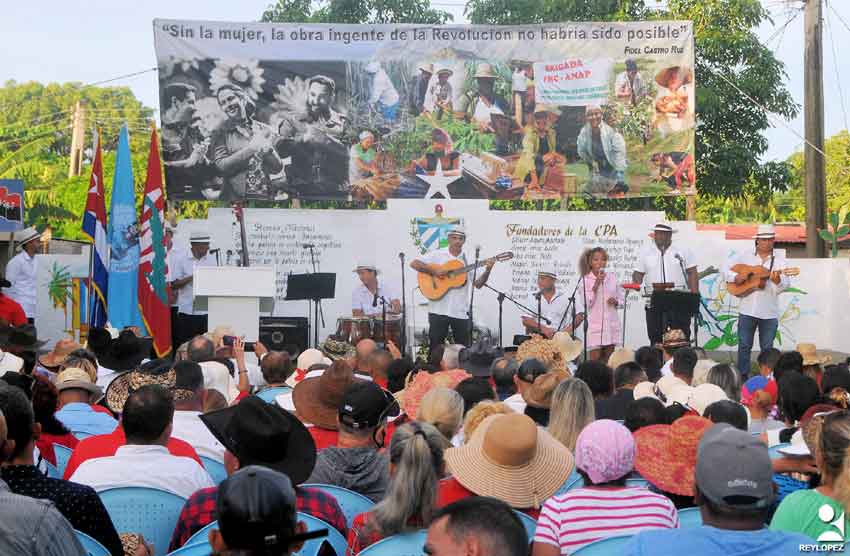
[533,486,679,554]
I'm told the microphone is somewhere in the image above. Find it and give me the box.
[533,289,544,299]
[398,252,405,260]
[674,253,683,262]
[372,292,379,307]
[475,245,481,257]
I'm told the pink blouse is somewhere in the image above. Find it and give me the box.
[579,272,625,349]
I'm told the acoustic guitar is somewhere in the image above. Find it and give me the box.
[418,252,513,301]
[727,263,799,298]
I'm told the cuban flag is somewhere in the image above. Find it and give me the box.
[81,132,108,328]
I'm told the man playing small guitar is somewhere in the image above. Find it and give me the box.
[411,227,494,349]
[725,224,798,376]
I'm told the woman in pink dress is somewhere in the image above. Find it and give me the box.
[577,247,624,363]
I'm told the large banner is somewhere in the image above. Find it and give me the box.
[154,20,695,202]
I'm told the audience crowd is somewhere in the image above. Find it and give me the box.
[0,317,847,555]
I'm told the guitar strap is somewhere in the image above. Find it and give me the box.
[768,255,775,272]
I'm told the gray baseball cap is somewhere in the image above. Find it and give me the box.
[695,423,775,509]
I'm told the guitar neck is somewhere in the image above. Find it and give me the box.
[454,259,493,275]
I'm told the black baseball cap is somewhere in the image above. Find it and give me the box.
[338,381,399,430]
[217,466,327,551]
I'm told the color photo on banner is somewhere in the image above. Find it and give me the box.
[155,21,694,201]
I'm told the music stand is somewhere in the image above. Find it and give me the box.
[650,290,701,342]
[286,273,336,348]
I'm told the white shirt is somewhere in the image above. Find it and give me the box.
[660,359,673,377]
[171,410,226,461]
[352,280,400,316]
[472,97,504,125]
[634,243,695,291]
[95,365,121,390]
[415,248,471,320]
[68,444,213,499]
[172,250,217,315]
[723,250,790,320]
[526,290,571,331]
[5,250,37,317]
[368,69,400,106]
[199,361,239,403]
[504,392,527,414]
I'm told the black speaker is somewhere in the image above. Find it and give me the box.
[259,317,309,358]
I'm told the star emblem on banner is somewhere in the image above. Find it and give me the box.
[419,159,461,199]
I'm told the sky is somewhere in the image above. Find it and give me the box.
[1,0,848,162]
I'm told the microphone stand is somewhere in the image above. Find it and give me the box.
[536,292,543,334]
[307,245,324,347]
[559,277,582,333]
[398,252,407,356]
[466,246,480,348]
[581,273,589,361]
[379,295,387,347]
[481,283,550,346]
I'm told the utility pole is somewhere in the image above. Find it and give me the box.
[67,101,86,178]
[804,0,826,258]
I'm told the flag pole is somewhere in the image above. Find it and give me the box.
[84,128,98,341]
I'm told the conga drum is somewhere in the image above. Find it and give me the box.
[371,314,402,346]
[335,317,373,344]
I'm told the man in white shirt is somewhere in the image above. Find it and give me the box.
[521,269,571,338]
[5,227,41,322]
[410,228,493,350]
[172,360,226,461]
[365,62,400,123]
[632,223,699,346]
[724,224,791,376]
[69,384,213,498]
[171,230,217,347]
[351,262,401,317]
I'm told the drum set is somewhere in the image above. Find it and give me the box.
[334,314,403,346]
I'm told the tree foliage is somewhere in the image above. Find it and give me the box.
[261,0,453,24]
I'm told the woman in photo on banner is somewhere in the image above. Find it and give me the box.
[575,247,624,364]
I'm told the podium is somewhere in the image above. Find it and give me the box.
[193,266,276,341]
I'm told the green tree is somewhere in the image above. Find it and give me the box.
[261,0,453,24]
[778,130,850,222]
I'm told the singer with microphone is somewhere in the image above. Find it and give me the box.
[351,261,401,317]
[170,230,219,347]
[632,222,698,346]
[521,269,571,339]
[575,248,624,363]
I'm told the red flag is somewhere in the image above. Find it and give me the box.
[138,128,171,357]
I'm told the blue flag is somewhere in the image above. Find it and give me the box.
[106,125,144,330]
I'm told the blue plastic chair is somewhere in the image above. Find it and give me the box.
[76,530,110,556]
[678,507,703,528]
[98,487,187,556]
[167,542,212,555]
[44,461,61,479]
[200,456,228,485]
[513,510,536,543]
[555,467,585,495]
[255,386,292,403]
[625,477,650,488]
[54,444,73,478]
[184,520,219,548]
[573,535,635,555]
[768,443,791,459]
[300,483,375,527]
[74,431,93,440]
[357,529,427,556]
[296,512,347,556]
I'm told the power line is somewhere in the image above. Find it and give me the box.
[0,126,69,148]
[80,68,158,88]
[825,6,849,133]
[828,2,850,35]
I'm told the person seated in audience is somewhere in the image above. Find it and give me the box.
[0,383,123,556]
[705,364,741,401]
[624,396,667,432]
[702,399,748,431]
[207,327,265,388]
[256,350,294,394]
[575,360,614,402]
[635,345,663,382]
[306,380,394,501]
[633,414,713,509]
[203,388,228,412]
[54,367,117,437]
[533,420,678,555]
[765,372,820,446]
[595,361,647,420]
[347,422,445,553]
[418,387,464,447]
[757,348,781,379]
[30,375,78,466]
[671,347,697,385]
[187,335,246,403]
[741,375,782,434]
[0,407,87,556]
[425,496,528,556]
[454,377,496,416]
[547,378,594,453]
[439,413,574,519]
[354,339,378,376]
[770,409,850,541]
[368,349,393,389]
[773,350,803,384]
[822,364,850,401]
[460,400,514,444]
[386,357,414,393]
[659,329,689,376]
[292,360,360,450]
[503,357,547,414]
[625,423,811,555]
[68,384,214,497]
[491,357,518,400]
[285,348,331,387]
[522,369,569,426]
[209,466,320,556]
[169,396,346,551]
[691,358,718,386]
[171,360,226,461]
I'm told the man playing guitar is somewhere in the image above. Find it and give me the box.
[410,227,493,349]
[725,224,793,376]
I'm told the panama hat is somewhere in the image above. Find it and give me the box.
[537,269,557,279]
[38,338,82,369]
[14,227,41,247]
[418,62,434,74]
[436,67,453,77]
[447,226,466,238]
[689,383,728,416]
[105,358,177,413]
[633,414,713,496]
[797,343,832,366]
[353,261,378,273]
[473,63,497,79]
[607,348,635,371]
[445,413,574,508]
[189,230,211,243]
[55,367,103,403]
[523,370,569,409]
[652,222,678,234]
[754,224,776,239]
